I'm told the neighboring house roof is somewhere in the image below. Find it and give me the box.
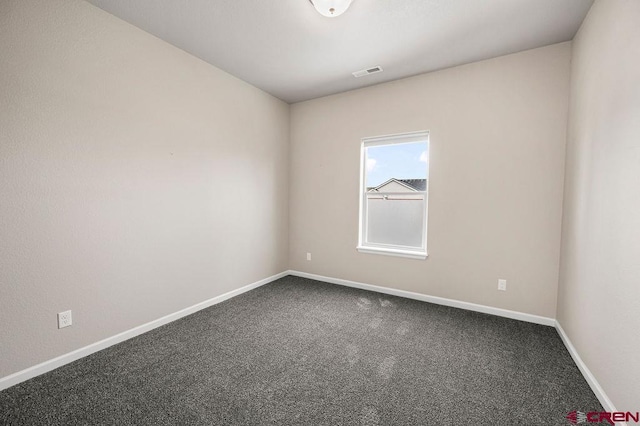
[397,179,427,191]
[368,178,427,192]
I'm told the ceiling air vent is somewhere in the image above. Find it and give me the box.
[352,66,383,78]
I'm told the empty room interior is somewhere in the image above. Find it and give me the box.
[1,0,639,424]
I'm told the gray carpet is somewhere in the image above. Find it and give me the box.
[0,276,602,425]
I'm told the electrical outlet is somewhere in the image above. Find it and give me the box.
[58,310,72,329]
[306,252,312,261]
[498,279,507,291]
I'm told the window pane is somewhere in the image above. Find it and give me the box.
[365,141,428,190]
[366,194,424,248]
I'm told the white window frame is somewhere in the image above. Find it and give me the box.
[357,131,430,260]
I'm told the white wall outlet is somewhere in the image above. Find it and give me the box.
[306,252,312,261]
[58,310,72,329]
[498,279,507,291]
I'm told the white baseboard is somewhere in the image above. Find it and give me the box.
[288,270,555,326]
[3,269,619,421]
[555,321,619,415]
[0,271,288,392]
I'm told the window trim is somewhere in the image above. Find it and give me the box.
[357,131,430,260]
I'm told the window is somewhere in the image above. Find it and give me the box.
[357,131,429,259]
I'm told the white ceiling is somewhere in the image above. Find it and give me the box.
[86,0,593,104]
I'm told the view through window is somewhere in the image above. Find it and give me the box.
[358,131,429,258]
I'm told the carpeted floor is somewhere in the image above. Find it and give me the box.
[0,276,602,425]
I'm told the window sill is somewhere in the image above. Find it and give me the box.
[356,246,428,260]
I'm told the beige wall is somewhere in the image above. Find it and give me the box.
[289,43,571,319]
[0,0,289,377]
[557,0,640,410]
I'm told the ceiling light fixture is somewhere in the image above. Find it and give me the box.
[309,0,353,18]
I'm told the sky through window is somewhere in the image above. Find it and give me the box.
[365,141,428,187]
